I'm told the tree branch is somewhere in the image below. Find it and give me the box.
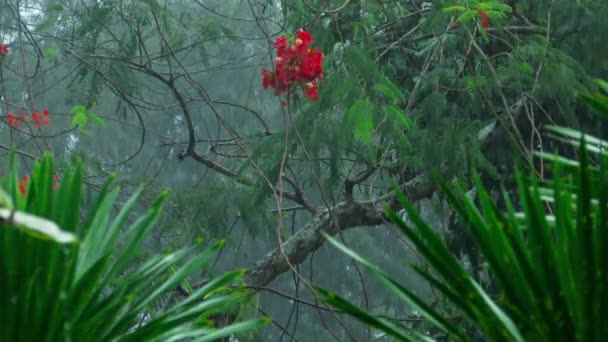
[243,97,528,289]
[244,174,433,287]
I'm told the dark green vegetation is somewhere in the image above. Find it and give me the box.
[0,154,267,341]
[1,0,607,340]
[319,83,608,341]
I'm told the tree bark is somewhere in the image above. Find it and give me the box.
[244,175,434,287]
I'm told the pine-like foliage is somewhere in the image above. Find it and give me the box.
[318,80,608,341]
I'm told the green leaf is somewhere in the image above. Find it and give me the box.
[443,5,467,13]
[71,105,89,128]
[519,63,534,75]
[373,79,404,103]
[70,105,104,130]
[90,113,106,126]
[323,232,469,341]
[43,46,58,58]
[0,188,14,209]
[317,287,433,341]
[346,99,375,143]
[384,104,412,129]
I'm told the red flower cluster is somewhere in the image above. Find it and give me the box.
[0,43,8,57]
[7,112,26,128]
[477,10,490,28]
[7,108,50,129]
[32,109,51,127]
[17,174,59,198]
[18,175,29,197]
[262,30,324,101]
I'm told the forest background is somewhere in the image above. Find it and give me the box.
[1,0,607,340]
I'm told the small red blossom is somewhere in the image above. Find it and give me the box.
[273,36,288,56]
[303,82,318,101]
[7,112,18,128]
[7,112,26,129]
[262,69,273,90]
[0,43,8,57]
[262,29,324,102]
[53,174,59,190]
[296,30,312,45]
[16,173,59,197]
[31,109,51,127]
[477,10,490,28]
[6,108,51,130]
[18,175,28,198]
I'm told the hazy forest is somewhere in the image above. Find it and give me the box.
[2,0,608,341]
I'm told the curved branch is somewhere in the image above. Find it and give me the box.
[242,97,527,288]
[244,174,433,287]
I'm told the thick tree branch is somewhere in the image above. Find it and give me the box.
[244,174,433,287]
[243,97,528,289]
[343,166,376,202]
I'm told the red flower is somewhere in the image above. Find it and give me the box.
[16,173,58,197]
[478,10,490,28]
[297,49,323,82]
[7,112,18,128]
[293,30,313,53]
[31,109,50,127]
[32,112,40,127]
[0,43,8,57]
[53,174,59,190]
[7,108,51,129]
[296,30,312,46]
[303,82,318,101]
[18,175,28,197]
[273,36,288,56]
[262,69,273,89]
[262,30,323,102]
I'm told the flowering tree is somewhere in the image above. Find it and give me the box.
[0,0,607,339]
[262,30,324,101]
